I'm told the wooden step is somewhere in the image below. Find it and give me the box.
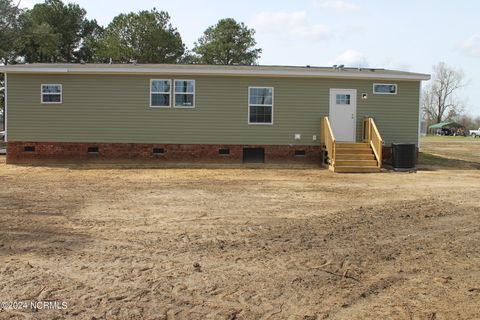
[335,160,378,166]
[333,166,380,173]
[325,141,381,173]
[336,154,376,160]
[336,148,373,154]
[336,142,369,148]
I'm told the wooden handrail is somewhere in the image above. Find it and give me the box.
[320,116,336,167]
[363,118,384,168]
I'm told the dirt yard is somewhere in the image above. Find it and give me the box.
[0,141,479,319]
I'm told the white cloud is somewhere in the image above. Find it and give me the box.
[312,0,360,11]
[250,11,331,40]
[328,50,368,67]
[461,34,480,57]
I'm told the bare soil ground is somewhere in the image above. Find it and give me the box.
[0,141,479,319]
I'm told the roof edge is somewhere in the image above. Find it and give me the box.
[0,64,431,81]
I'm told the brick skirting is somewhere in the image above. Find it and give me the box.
[6,142,322,165]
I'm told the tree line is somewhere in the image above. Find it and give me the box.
[0,0,262,65]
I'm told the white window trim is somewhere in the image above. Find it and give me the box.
[173,79,195,108]
[248,86,274,125]
[373,83,397,95]
[150,79,172,108]
[41,84,62,104]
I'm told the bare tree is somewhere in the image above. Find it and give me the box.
[422,62,468,124]
[455,113,480,130]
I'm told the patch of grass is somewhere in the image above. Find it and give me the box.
[421,135,477,142]
[418,152,479,169]
[420,135,480,165]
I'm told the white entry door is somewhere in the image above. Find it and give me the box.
[329,89,357,142]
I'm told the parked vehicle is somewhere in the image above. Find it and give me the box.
[470,128,480,138]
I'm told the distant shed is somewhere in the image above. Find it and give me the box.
[428,121,465,135]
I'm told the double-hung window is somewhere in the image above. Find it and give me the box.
[150,79,171,107]
[248,87,273,124]
[174,80,195,108]
[41,84,62,104]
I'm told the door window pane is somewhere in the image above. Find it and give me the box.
[336,94,350,105]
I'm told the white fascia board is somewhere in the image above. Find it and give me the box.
[1,67,69,73]
[0,66,431,81]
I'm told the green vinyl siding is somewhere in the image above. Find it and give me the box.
[6,74,420,146]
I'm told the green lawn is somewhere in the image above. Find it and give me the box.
[419,135,480,169]
[421,135,479,142]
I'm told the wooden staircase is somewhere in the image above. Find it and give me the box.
[334,142,379,173]
[320,117,384,173]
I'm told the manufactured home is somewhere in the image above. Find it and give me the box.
[0,64,430,172]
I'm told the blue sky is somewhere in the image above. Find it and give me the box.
[22,0,480,115]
